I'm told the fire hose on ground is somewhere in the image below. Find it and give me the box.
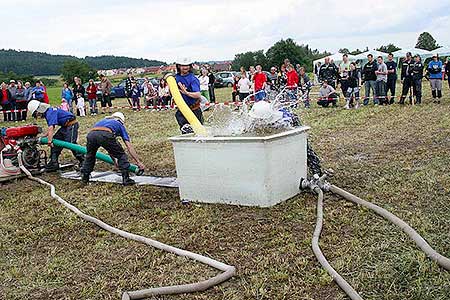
[301,174,450,300]
[17,151,235,300]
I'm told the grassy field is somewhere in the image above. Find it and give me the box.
[1,83,450,300]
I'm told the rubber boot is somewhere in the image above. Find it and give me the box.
[122,171,135,186]
[81,173,90,184]
[45,154,60,172]
[437,90,442,103]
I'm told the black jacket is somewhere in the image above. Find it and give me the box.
[73,84,85,98]
[362,61,377,82]
[401,59,414,80]
[445,63,450,76]
[348,69,360,88]
[412,61,424,80]
[385,61,397,80]
[319,63,338,82]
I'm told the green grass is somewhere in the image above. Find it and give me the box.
[1,83,450,299]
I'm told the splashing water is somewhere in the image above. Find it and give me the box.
[204,89,298,137]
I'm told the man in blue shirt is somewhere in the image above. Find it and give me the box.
[427,54,443,103]
[27,100,84,171]
[30,81,45,102]
[80,112,145,186]
[174,58,203,134]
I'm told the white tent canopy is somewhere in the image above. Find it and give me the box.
[313,53,356,67]
[352,50,389,60]
[392,48,433,59]
[435,46,450,57]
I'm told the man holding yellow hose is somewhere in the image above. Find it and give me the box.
[174,58,204,134]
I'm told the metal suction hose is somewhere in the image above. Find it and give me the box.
[17,151,235,299]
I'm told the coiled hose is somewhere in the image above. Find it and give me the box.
[17,151,235,300]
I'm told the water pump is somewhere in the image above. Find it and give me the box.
[0,125,46,178]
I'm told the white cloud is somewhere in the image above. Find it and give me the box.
[1,0,449,62]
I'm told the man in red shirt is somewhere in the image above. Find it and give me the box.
[286,64,299,102]
[253,65,267,101]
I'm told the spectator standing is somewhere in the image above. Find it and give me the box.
[24,81,32,101]
[86,79,98,115]
[15,81,27,121]
[125,72,134,106]
[362,54,378,105]
[286,64,299,102]
[412,55,424,104]
[345,62,361,109]
[206,65,216,103]
[72,78,85,103]
[253,65,267,101]
[30,81,46,102]
[385,53,398,104]
[375,56,388,105]
[427,54,443,103]
[339,54,351,97]
[232,75,240,102]
[399,52,414,104]
[317,80,337,107]
[299,67,312,108]
[267,67,279,90]
[99,74,113,113]
[198,69,210,100]
[237,72,251,101]
[158,78,171,108]
[319,57,339,88]
[130,81,141,111]
[61,83,74,112]
[1,82,13,121]
[314,62,321,84]
[8,80,17,121]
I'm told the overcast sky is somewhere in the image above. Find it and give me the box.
[2,0,449,63]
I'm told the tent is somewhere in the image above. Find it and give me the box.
[435,46,450,57]
[392,48,433,59]
[352,50,389,61]
[312,53,356,70]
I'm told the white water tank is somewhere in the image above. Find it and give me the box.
[169,126,309,207]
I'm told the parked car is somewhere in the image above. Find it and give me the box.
[214,71,237,88]
[112,78,159,98]
[82,81,116,101]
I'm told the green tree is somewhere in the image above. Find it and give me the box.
[231,50,267,71]
[415,32,440,51]
[61,60,97,85]
[376,44,401,53]
[339,48,350,54]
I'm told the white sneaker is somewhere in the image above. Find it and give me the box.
[355,103,360,109]
[344,104,350,110]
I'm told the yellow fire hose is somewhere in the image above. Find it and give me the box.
[164,73,207,136]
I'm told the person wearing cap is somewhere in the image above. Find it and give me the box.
[400,52,415,104]
[175,58,203,133]
[411,54,424,104]
[427,54,443,103]
[80,112,145,186]
[267,67,279,90]
[27,100,84,171]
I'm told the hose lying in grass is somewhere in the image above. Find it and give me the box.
[17,152,236,300]
[309,184,364,300]
[305,178,450,300]
[329,185,450,271]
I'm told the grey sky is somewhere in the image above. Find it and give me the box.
[1,0,449,62]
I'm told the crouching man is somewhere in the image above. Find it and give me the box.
[80,112,145,186]
[27,100,84,171]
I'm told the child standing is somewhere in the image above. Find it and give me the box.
[131,81,141,111]
[60,98,70,111]
[76,93,86,117]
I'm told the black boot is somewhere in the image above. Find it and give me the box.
[122,171,135,186]
[437,90,442,103]
[45,154,60,172]
[81,173,90,184]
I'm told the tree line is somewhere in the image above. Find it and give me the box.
[0,49,166,76]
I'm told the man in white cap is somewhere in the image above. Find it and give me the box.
[80,112,145,185]
[27,100,84,171]
[175,58,203,133]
